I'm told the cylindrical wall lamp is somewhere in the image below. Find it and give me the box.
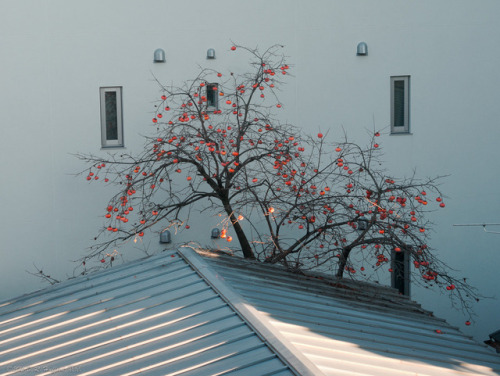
[207,48,216,59]
[154,48,166,63]
[160,229,171,243]
[356,42,368,56]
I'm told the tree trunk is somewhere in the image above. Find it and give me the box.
[336,246,351,278]
[222,199,255,259]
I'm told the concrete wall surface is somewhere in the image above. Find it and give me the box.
[0,0,499,344]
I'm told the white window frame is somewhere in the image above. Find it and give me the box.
[390,76,410,134]
[100,86,124,147]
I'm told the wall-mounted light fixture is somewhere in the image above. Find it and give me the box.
[154,48,166,63]
[356,42,368,56]
[160,229,171,243]
[211,228,221,238]
[357,219,368,231]
[207,48,216,59]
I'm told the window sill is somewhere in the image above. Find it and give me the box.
[101,145,125,150]
[390,132,412,136]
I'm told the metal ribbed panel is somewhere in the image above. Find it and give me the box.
[200,251,500,376]
[0,251,294,376]
[3,248,499,376]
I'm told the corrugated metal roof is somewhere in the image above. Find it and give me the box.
[196,249,500,376]
[1,248,499,376]
[0,250,294,376]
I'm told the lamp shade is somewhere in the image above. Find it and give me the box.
[154,48,166,63]
[160,229,171,243]
[207,48,216,59]
[356,42,368,56]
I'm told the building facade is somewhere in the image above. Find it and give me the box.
[1,0,499,343]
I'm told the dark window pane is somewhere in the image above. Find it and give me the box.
[393,251,407,295]
[105,92,118,140]
[394,80,405,127]
[206,84,218,108]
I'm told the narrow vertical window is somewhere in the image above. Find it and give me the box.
[390,76,410,134]
[206,83,218,109]
[100,87,123,147]
[391,249,410,296]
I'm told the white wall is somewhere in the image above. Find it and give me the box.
[1,0,499,344]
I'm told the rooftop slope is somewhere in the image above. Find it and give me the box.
[196,249,500,376]
[0,250,294,376]
[1,248,499,376]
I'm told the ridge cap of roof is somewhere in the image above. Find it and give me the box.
[178,247,325,376]
[192,247,437,317]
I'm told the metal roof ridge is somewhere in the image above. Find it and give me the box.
[177,247,324,376]
[200,250,440,321]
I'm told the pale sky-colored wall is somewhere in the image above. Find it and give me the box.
[0,0,499,344]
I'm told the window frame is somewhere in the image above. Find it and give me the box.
[390,76,410,134]
[100,86,124,148]
[206,83,219,110]
[391,249,411,296]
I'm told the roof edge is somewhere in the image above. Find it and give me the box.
[178,247,324,376]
